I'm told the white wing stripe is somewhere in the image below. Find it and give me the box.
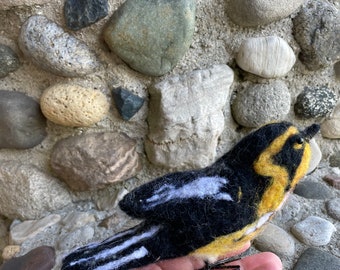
[145,176,233,208]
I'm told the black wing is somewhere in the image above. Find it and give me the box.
[119,169,237,222]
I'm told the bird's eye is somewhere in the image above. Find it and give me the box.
[296,137,304,144]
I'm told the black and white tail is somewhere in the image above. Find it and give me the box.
[61,222,164,270]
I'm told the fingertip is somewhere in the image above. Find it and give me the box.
[238,252,282,270]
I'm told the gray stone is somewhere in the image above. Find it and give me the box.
[0,246,55,270]
[321,103,340,139]
[18,15,100,77]
[294,180,333,200]
[145,65,234,169]
[58,226,94,251]
[293,0,340,70]
[112,88,145,121]
[10,215,61,245]
[323,174,340,190]
[335,61,340,81]
[51,132,141,191]
[103,0,195,76]
[227,0,305,27]
[326,198,340,221]
[64,0,108,30]
[294,86,337,119]
[330,151,340,167]
[0,44,20,78]
[0,161,72,220]
[291,216,336,246]
[254,223,295,256]
[275,194,301,223]
[294,248,340,270]
[232,81,291,128]
[0,90,46,149]
[307,138,322,174]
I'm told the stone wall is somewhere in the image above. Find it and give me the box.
[0,0,339,269]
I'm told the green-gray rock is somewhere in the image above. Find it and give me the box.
[103,0,195,76]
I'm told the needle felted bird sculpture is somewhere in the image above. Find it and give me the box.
[61,121,320,270]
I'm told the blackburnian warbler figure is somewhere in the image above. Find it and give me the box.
[62,121,320,270]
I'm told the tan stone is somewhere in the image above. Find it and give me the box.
[321,103,340,139]
[2,245,20,261]
[40,84,109,127]
[51,132,141,191]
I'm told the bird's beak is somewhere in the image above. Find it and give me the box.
[301,124,320,142]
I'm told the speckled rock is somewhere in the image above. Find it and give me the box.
[145,65,234,169]
[10,215,61,245]
[0,246,55,270]
[51,132,141,191]
[64,0,108,30]
[294,86,337,119]
[321,103,340,139]
[112,88,145,121]
[294,248,340,270]
[293,0,340,70]
[0,161,71,220]
[227,0,305,27]
[0,44,20,78]
[18,15,100,77]
[326,198,340,221]
[291,216,336,246]
[40,84,109,127]
[103,0,195,76]
[236,36,296,78]
[254,223,295,256]
[294,180,333,200]
[0,90,47,149]
[232,81,291,128]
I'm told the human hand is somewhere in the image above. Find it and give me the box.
[134,242,282,270]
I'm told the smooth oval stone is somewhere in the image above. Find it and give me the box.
[0,44,20,78]
[40,83,109,127]
[103,0,196,76]
[18,15,100,77]
[64,0,108,30]
[0,90,46,149]
[236,36,296,78]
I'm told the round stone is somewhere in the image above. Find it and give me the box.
[321,103,340,139]
[18,15,100,77]
[103,0,195,76]
[293,0,340,70]
[294,248,340,270]
[326,198,340,221]
[254,223,295,256]
[64,0,108,30]
[293,180,333,200]
[232,81,291,128]
[236,36,296,78]
[294,86,337,119]
[0,90,47,149]
[227,0,305,27]
[291,216,336,246]
[40,84,109,127]
[0,44,20,78]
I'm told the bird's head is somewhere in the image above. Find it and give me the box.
[226,121,320,216]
